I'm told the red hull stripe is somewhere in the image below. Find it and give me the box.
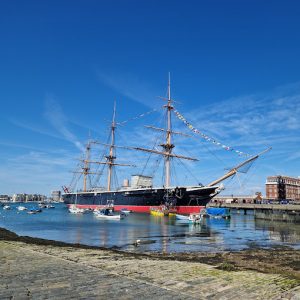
[67,204,205,214]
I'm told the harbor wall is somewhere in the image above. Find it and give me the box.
[208,203,300,223]
[254,209,300,223]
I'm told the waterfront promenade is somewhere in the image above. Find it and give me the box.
[208,203,300,222]
[208,203,300,211]
[1,228,300,299]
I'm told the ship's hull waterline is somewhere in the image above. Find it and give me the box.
[63,186,219,214]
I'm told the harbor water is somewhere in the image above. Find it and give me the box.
[1,203,300,253]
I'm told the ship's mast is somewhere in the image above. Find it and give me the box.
[73,140,99,193]
[80,102,134,192]
[127,73,197,188]
[163,73,174,188]
[83,141,91,192]
[106,102,117,191]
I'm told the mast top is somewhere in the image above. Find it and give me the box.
[112,100,116,128]
[168,72,171,101]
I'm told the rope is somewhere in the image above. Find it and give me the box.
[117,109,158,126]
[173,108,251,157]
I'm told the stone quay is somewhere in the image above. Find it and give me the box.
[1,228,300,299]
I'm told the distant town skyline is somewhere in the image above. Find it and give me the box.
[0,1,300,196]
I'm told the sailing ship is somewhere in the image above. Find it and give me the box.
[62,76,270,214]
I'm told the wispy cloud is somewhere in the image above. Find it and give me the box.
[0,150,75,195]
[9,119,63,141]
[9,96,88,152]
[97,70,162,108]
[44,96,84,152]
[179,82,300,156]
[0,141,42,151]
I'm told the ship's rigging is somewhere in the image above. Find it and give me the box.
[64,75,271,195]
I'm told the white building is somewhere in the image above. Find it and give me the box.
[131,175,153,188]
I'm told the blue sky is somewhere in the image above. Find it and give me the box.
[0,0,300,196]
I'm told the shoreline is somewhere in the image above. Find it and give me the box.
[1,226,300,280]
[1,226,300,299]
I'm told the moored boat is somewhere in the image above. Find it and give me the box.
[27,208,42,214]
[175,214,189,220]
[17,206,27,211]
[205,207,231,219]
[94,208,124,220]
[69,204,85,214]
[150,205,170,217]
[46,204,55,209]
[188,213,202,224]
[120,208,132,215]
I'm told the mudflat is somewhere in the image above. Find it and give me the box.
[1,227,300,299]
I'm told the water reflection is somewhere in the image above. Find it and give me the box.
[1,203,300,252]
[255,219,300,244]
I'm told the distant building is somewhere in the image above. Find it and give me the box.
[12,194,26,202]
[12,194,46,202]
[0,195,10,202]
[51,190,61,201]
[266,175,300,201]
[213,195,257,203]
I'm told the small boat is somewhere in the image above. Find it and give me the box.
[27,208,42,214]
[205,207,231,219]
[188,213,202,224]
[150,205,169,216]
[93,208,100,214]
[175,214,189,220]
[68,193,85,214]
[175,214,190,224]
[94,208,124,220]
[45,204,55,209]
[16,206,27,211]
[84,208,93,212]
[3,205,11,210]
[150,209,164,217]
[69,204,85,214]
[168,212,177,217]
[120,208,132,215]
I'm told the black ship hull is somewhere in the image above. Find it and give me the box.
[63,186,219,214]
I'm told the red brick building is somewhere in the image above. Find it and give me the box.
[266,175,300,201]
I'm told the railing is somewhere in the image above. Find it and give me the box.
[208,202,300,211]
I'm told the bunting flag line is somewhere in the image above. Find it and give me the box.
[117,109,158,125]
[173,109,251,157]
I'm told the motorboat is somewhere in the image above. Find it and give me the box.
[16,206,27,211]
[205,207,231,219]
[94,208,124,220]
[149,205,170,216]
[27,208,42,214]
[93,208,109,215]
[68,204,85,214]
[3,205,11,210]
[188,213,202,224]
[120,208,132,215]
[175,214,189,220]
[45,204,55,209]
[174,213,190,224]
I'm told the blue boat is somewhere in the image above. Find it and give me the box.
[205,207,230,219]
